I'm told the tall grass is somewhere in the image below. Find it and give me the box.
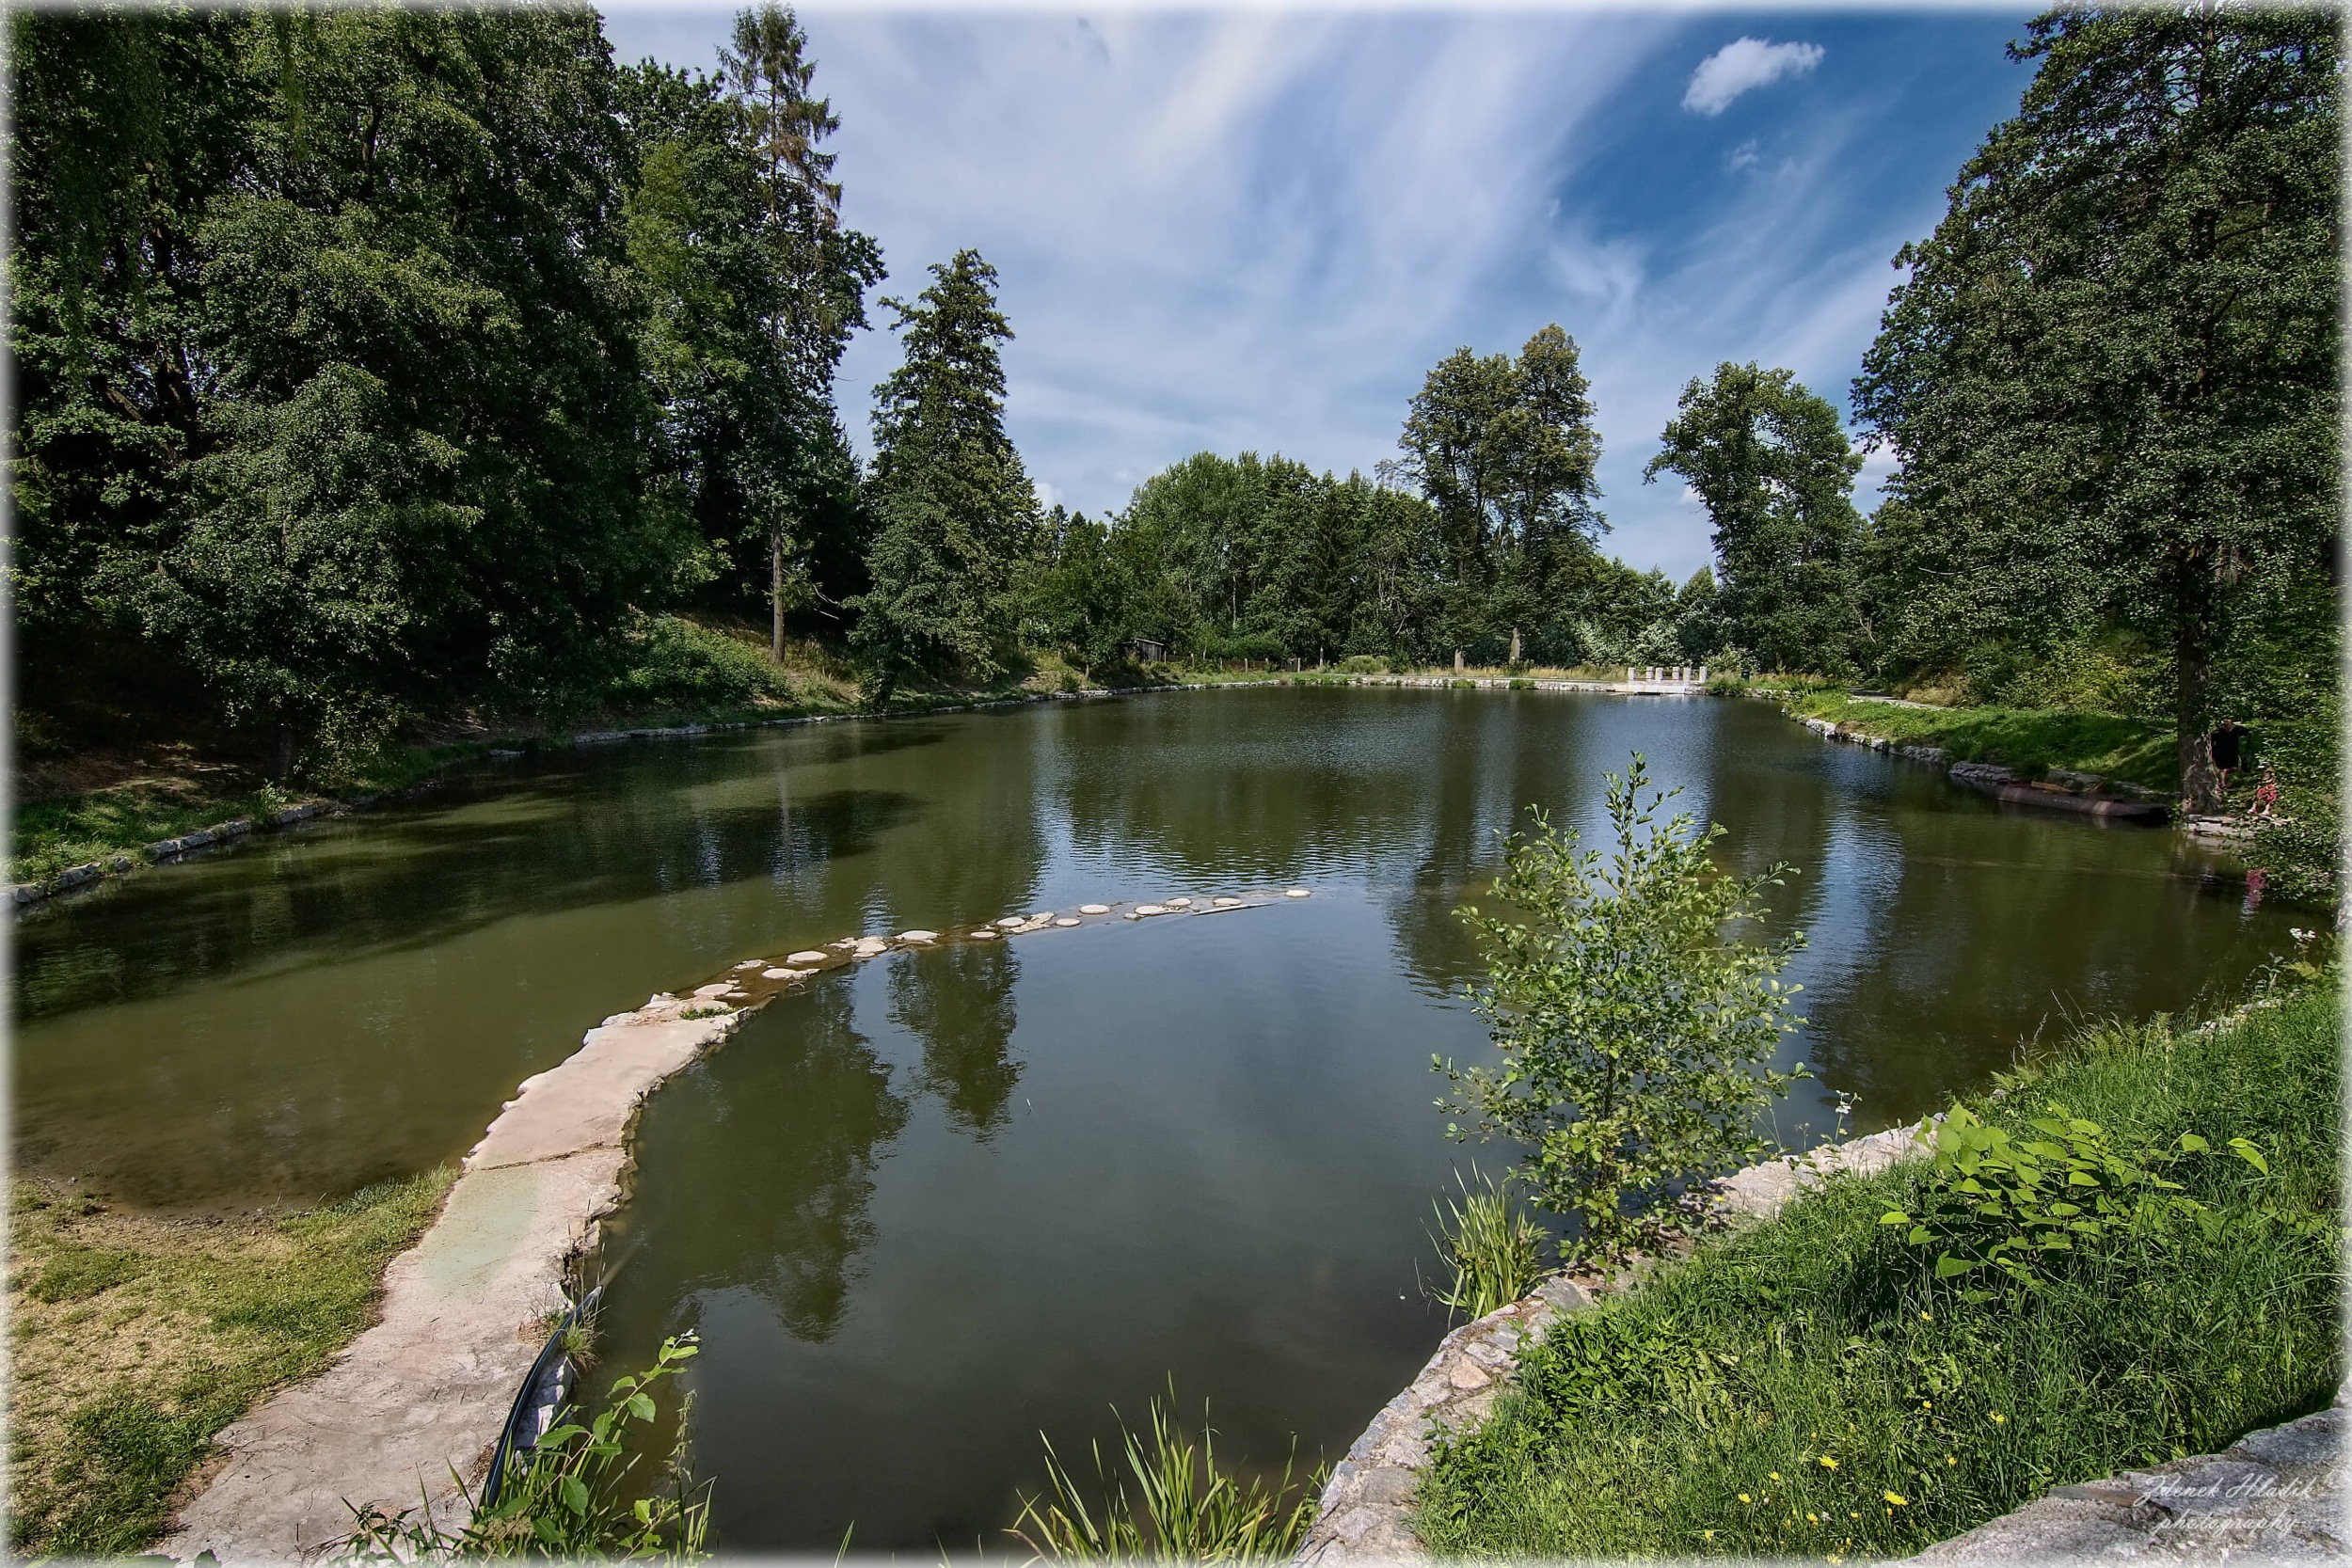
[1429,1165,1544,1321]
[1009,1385,1323,1564]
[1412,984,2342,1558]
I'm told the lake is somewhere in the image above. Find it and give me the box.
[10,686,2291,1550]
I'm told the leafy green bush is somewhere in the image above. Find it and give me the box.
[1437,755,1808,1262]
[1876,1104,2268,1295]
[338,1334,710,1560]
[608,617,781,711]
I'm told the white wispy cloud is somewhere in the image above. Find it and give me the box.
[599,8,2005,580]
[1683,37,1824,117]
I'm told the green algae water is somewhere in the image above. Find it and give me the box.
[11,688,2293,1548]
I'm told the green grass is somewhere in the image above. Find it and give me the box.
[6,1169,455,1556]
[1411,982,2342,1559]
[9,782,300,885]
[1788,689,2177,791]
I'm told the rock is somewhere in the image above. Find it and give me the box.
[761,967,810,982]
[1121,912,1140,921]
[786,950,829,966]
[734,959,763,970]
[1054,916,1081,927]
[219,818,254,837]
[829,938,859,949]
[994,915,1027,928]
[150,838,185,857]
[969,928,999,940]
[1212,896,1246,908]
[56,863,101,888]
[1029,911,1054,922]
[851,938,890,958]
[181,829,216,848]
[1079,904,1110,915]
[2046,768,2106,794]
[8,883,45,906]
[691,983,733,999]
[1285,888,1311,898]
[109,855,135,873]
[898,929,940,944]
[1166,896,1193,908]
[1135,904,1168,916]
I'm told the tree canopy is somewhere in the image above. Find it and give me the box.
[1851,4,2340,808]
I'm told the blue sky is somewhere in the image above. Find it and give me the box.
[602,6,2035,580]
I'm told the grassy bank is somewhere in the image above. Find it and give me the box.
[1778,688,2176,792]
[5,1169,455,1556]
[1412,980,2342,1558]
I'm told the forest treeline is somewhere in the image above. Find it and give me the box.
[9,6,2338,823]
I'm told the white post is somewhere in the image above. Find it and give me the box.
[1699,664,1708,684]
[1628,666,1636,685]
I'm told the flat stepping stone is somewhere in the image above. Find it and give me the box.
[761,967,810,981]
[968,928,998,940]
[1166,896,1193,908]
[733,960,763,970]
[1054,916,1081,927]
[691,983,734,999]
[994,916,1027,928]
[1078,904,1110,915]
[1213,896,1246,908]
[898,929,939,943]
[1285,888,1311,898]
[1134,904,1168,916]
[851,938,890,958]
[787,950,829,966]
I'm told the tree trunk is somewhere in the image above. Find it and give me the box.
[771,525,786,663]
[2176,614,2222,815]
[271,723,296,784]
[1509,626,1522,665]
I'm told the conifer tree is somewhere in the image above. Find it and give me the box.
[852,249,1038,699]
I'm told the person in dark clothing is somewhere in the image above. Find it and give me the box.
[2209,719,2245,793]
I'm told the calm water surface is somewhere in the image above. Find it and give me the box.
[12,689,2290,1550]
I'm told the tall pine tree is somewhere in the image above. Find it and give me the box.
[852,249,1038,699]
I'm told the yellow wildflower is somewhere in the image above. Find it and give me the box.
[1919,1311,1932,1321]
[1739,1494,1752,1505]
[1885,1491,1908,1506]
[1947,1455,1958,1465]
[1820,1456,1839,1469]
[1992,1412,2007,1424]
[1807,1513,1820,1524]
